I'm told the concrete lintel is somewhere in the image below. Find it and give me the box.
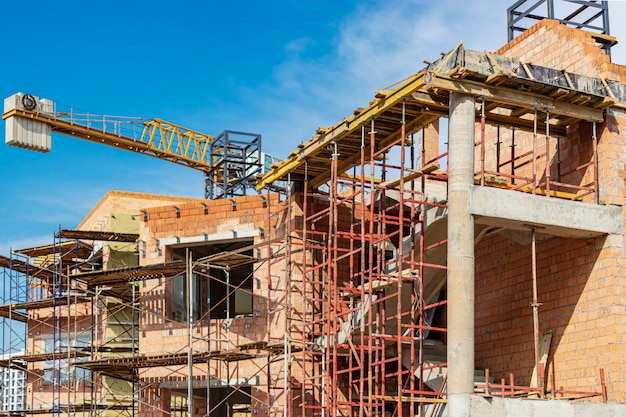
[159,229,262,247]
[159,376,260,389]
[470,186,624,238]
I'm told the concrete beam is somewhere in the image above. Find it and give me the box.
[158,229,262,247]
[470,186,624,238]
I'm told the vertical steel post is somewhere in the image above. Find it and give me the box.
[396,101,406,417]
[532,107,538,194]
[545,110,551,197]
[284,172,292,417]
[368,118,376,415]
[358,124,366,417]
[511,128,516,185]
[592,122,599,204]
[480,98,486,187]
[301,165,308,417]
[187,249,194,417]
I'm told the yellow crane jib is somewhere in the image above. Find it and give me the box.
[2,93,266,200]
[2,92,214,172]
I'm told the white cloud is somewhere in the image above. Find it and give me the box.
[0,234,52,257]
[285,37,316,54]
[234,0,506,158]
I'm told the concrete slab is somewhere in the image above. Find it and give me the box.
[469,186,624,239]
[466,395,626,417]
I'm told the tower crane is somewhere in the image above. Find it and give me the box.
[2,92,268,199]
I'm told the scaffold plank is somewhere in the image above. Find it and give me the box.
[56,229,139,242]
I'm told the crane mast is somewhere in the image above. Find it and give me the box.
[2,92,264,199]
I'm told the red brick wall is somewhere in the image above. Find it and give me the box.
[472,20,626,401]
[135,193,279,417]
[475,231,626,400]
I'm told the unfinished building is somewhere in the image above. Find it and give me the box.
[2,5,626,417]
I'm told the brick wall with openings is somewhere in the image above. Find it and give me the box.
[472,19,626,401]
[136,193,282,417]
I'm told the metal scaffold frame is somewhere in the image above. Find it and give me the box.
[507,0,615,57]
[0,37,621,417]
[272,111,451,417]
[0,251,29,414]
[206,131,262,200]
[254,40,614,413]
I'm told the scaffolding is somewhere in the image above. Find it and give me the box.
[0,38,623,417]
[289,121,451,417]
[255,42,617,415]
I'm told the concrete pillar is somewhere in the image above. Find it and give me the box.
[447,92,476,417]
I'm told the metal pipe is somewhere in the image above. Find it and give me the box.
[532,106,538,194]
[511,128,516,185]
[531,229,541,390]
[545,109,551,197]
[593,122,599,204]
[496,125,501,174]
[447,92,476,415]
[132,283,137,417]
[226,267,231,417]
[397,102,406,417]
[283,171,292,417]
[301,164,309,417]
[187,249,194,417]
[358,123,366,417]
[66,265,71,411]
[207,264,211,417]
[556,136,561,183]
[480,98,486,186]
[368,118,376,415]
[329,144,339,417]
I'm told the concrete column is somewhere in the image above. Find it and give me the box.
[447,92,476,417]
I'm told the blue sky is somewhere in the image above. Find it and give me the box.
[1,0,625,254]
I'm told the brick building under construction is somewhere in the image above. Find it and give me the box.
[2,5,626,417]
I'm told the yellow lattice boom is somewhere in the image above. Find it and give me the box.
[2,105,214,172]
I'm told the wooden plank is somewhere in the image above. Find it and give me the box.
[530,330,552,389]
[257,72,430,190]
[428,75,606,122]
[380,162,440,188]
[308,112,440,189]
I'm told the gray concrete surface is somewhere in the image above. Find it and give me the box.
[447,92,476,416]
[470,186,624,238]
[467,395,626,417]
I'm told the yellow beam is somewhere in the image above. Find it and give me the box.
[256,71,430,191]
[308,112,441,189]
[379,162,439,188]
